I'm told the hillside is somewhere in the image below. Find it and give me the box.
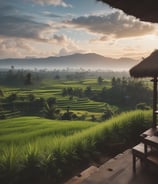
[0,111,151,184]
[0,53,138,71]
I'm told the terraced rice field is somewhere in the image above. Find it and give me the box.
[0,116,97,149]
[0,79,109,117]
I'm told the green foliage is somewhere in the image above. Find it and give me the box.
[1,76,153,120]
[44,102,60,119]
[106,77,152,109]
[0,110,152,183]
[0,71,154,183]
[28,94,35,102]
[0,145,20,184]
[101,103,118,120]
[0,89,4,97]
[0,145,19,173]
[7,93,17,102]
[136,102,151,110]
[24,73,33,85]
[97,76,103,85]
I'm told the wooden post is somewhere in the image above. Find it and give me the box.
[152,76,157,128]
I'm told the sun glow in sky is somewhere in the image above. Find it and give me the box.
[1,0,158,60]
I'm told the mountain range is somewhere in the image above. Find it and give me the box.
[0,53,139,71]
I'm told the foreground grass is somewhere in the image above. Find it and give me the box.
[0,110,152,184]
[0,117,97,148]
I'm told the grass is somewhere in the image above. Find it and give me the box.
[0,110,152,184]
[0,78,107,118]
[0,117,97,148]
[0,78,111,97]
[57,97,105,113]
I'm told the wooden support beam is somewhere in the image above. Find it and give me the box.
[152,76,158,128]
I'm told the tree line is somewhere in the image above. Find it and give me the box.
[62,77,152,110]
[0,77,152,121]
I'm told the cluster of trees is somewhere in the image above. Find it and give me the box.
[0,67,130,87]
[1,93,45,116]
[44,102,116,122]
[62,77,152,110]
[0,69,37,86]
[44,104,79,120]
[0,91,116,121]
[62,86,93,98]
[0,76,152,121]
[100,77,152,109]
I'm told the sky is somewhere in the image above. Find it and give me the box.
[0,0,158,60]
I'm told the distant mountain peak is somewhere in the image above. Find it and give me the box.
[0,53,139,71]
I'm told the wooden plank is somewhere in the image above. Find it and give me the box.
[132,143,151,155]
[147,151,158,165]
[144,136,158,149]
[140,127,158,140]
[133,143,145,153]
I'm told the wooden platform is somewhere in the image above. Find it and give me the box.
[66,149,158,184]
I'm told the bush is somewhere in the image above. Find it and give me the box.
[136,103,151,110]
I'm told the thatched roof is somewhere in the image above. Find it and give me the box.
[97,0,158,23]
[130,50,158,78]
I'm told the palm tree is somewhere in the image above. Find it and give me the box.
[44,102,60,119]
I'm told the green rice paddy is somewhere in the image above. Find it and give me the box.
[0,78,153,183]
[0,110,152,184]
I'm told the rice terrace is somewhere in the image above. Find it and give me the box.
[0,68,154,184]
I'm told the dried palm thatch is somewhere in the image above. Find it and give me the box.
[130,50,158,128]
[97,0,158,23]
[130,50,158,78]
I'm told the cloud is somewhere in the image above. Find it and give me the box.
[58,48,75,56]
[66,11,156,39]
[50,34,85,56]
[0,4,16,16]
[0,13,52,41]
[0,3,61,42]
[52,34,68,44]
[0,3,82,58]
[53,34,85,54]
[0,38,36,58]
[0,33,83,58]
[0,38,56,58]
[31,0,72,7]
[58,47,86,57]
[49,34,76,47]
[43,11,62,18]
